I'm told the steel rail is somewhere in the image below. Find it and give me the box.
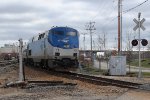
[57,71,142,89]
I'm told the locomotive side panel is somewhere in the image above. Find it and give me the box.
[45,38,54,59]
[28,38,45,62]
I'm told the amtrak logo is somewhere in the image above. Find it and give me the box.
[58,39,69,43]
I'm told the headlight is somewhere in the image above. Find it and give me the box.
[55,53,60,56]
[73,53,77,57]
[64,44,69,48]
[74,49,78,52]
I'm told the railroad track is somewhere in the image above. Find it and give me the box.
[25,66,143,89]
[54,71,142,89]
[0,60,17,66]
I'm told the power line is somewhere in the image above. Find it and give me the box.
[123,0,149,14]
[102,0,149,31]
[91,2,113,19]
[79,0,149,51]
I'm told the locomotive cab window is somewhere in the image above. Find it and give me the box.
[53,31,64,35]
[38,35,41,40]
[32,37,34,42]
[38,33,45,40]
[66,32,76,36]
[28,50,31,56]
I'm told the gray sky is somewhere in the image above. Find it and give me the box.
[0,0,149,50]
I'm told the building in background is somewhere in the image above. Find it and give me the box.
[0,44,18,60]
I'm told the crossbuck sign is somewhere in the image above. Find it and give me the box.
[133,18,146,31]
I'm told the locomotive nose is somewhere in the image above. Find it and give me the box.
[62,58,71,66]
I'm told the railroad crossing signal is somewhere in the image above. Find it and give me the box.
[131,39,148,46]
[133,12,146,79]
[141,39,148,46]
[133,18,146,31]
[132,39,138,46]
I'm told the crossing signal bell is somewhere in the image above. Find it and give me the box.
[141,39,148,46]
[132,39,138,46]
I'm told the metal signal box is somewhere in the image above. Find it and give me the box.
[109,56,126,75]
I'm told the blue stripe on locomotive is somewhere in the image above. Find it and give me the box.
[48,27,79,49]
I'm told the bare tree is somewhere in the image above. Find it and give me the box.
[147,40,150,51]
[97,32,107,50]
[97,35,103,50]
[126,31,133,73]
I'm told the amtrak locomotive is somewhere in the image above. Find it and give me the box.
[23,27,79,69]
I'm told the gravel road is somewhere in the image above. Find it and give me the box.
[0,63,149,100]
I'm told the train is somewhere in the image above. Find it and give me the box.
[23,26,79,69]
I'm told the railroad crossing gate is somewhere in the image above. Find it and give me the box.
[109,56,126,75]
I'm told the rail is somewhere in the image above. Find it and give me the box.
[56,71,142,89]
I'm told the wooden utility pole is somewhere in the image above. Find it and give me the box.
[86,21,96,61]
[81,33,88,51]
[81,33,88,60]
[118,0,122,55]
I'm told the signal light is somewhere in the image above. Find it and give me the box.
[132,39,138,46]
[141,39,148,46]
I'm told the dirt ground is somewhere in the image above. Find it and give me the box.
[116,90,150,100]
[0,64,150,100]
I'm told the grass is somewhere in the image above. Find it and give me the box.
[142,72,150,77]
[127,72,150,77]
[80,63,150,77]
[81,65,150,77]
[80,64,108,75]
[129,58,150,68]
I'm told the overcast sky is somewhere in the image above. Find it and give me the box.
[0,0,150,50]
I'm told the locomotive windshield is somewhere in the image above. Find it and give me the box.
[66,32,77,36]
[53,30,64,35]
[52,30,77,37]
